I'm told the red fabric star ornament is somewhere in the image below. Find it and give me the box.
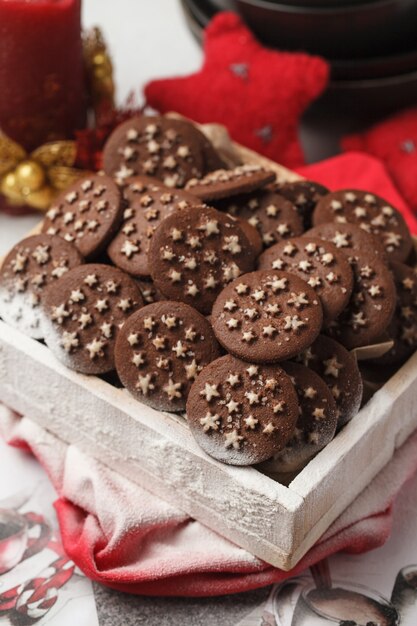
[342,107,417,214]
[144,12,329,168]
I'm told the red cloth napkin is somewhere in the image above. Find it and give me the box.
[342,107,417,215]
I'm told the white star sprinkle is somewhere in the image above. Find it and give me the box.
[136,374,155,396]
[84,274,98,287]
[32,245,50,265]
[163,379,182,400]
[169,269,182,283]
[185,359,200,380]
[121,240,139,258]
[241,330,255,342]
[152,335,166,350]
[117,298,132,312]
[128,332,139,346]
[95,299,109,313]
[200,383,220,402]
[100,322,112,338]
[69,289,85,303]
[226,399,240,414]
[172,341,188,358]
[284,315,305,331]
[51,304,70,324]
[11,253,27,273]
[323,356,343,378]
[224,430,243,450]
[227,373,240,387]
[86,337,105,359]
[200,412,220,432]
[78,312,93,329]
[245,391,260,405]
[245,415,258,430]
[132,352,146,367]
[198,220,219,236]
[61,331,79,353]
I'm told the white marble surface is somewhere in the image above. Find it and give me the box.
[0,0,202,256]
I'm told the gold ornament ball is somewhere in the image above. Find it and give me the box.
[27,186,55,211]
[1,171,22,201]
[15,160,46,194]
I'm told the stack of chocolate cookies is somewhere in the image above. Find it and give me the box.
[1,115,415,473]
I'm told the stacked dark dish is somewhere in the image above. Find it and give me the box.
[181,0,417,114]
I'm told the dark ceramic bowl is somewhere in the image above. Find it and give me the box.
[236,0,417,59]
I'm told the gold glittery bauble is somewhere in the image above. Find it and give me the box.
[0,171,21,202]
[26,186,55,211]
[15,160,46,194]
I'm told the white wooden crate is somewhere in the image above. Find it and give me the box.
[1,132,417,570]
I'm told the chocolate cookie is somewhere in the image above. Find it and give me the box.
[312,189,412,262]
[211,270,323,363]
[185,165,276,201]
[371,262,417,365]
[102,116,205,187]
[186,354,299,465]
[261,361,337,473]
[42,264,143,374]
[306,222,387,262]
[294,335,363,428]
[148,205,257,314]
[326,249,396,349]
[0,234,83,339]
[258,237,353,323]
[115,301,221,412]
[42,174,123,259]
[217,189,304,248]
[107,176,202,277]
[273,180,329,229]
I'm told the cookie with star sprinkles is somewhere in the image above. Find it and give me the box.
[325,249,396,349]
[217,189,304,249]
[211,270,323,363]
[41,174,123,260]
[115,301,221,412]
[312,189,412,262]
[185,165,276,202]
[102,116,206,187]
[273,180,329,229]
[186,354,299,465]
[306,221,388,262]
[261,361,338,473]
[0,234,83,339]
[371,262,417,365]
[107,176,203,277]
[294,335,363,428]
[42,264,144,374]
[258,237,354,324]
[148,205,257,315]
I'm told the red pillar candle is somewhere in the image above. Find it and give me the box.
[0,0,86,151]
